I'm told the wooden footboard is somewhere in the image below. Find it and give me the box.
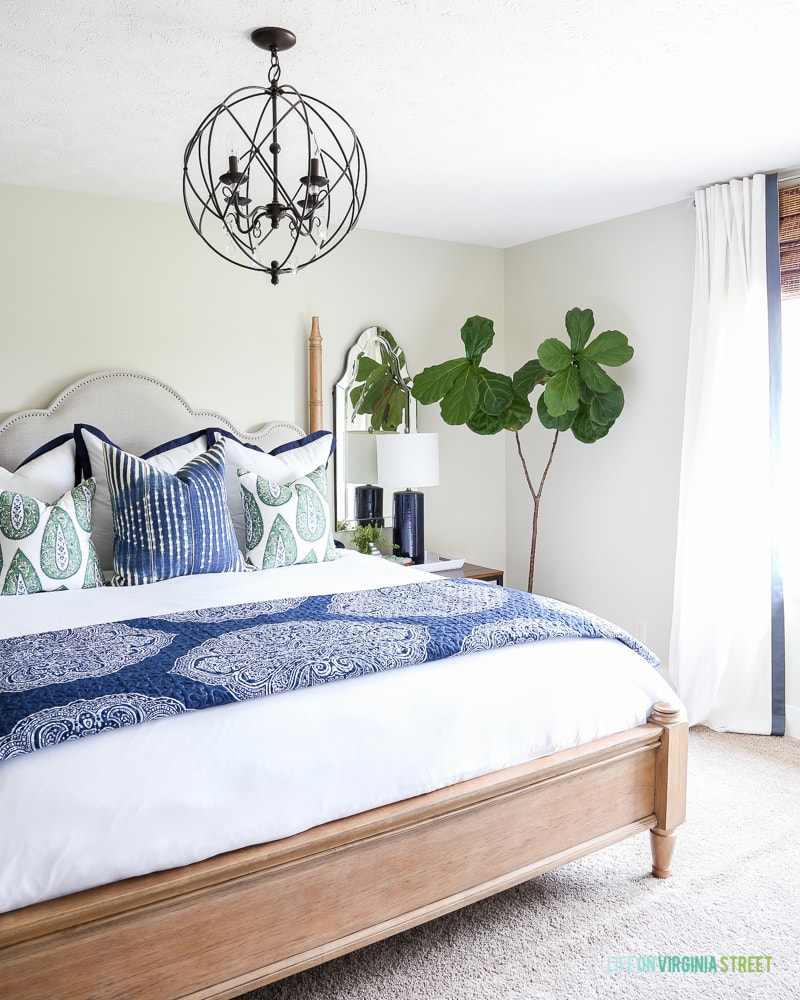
[0,704,686,1000]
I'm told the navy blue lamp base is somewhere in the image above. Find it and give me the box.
[392,490,424,564]
[354,485,384,526]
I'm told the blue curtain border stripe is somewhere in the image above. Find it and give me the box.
[766,172,786,736]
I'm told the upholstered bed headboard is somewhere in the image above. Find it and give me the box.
[0,370,306,471]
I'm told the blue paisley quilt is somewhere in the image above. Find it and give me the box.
[0,579,658,762]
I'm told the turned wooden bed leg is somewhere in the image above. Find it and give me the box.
[650,828,678,879]
[309,316,323,434]
[649,701,688,879]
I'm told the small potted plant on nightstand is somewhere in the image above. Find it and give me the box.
[351,523,390,555]
[338,521,400,558]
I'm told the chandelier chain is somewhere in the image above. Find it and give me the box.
[268,49,281,86]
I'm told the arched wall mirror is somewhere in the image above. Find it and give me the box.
[333,326,416,527]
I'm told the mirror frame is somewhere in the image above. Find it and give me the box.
[332,326,416,527]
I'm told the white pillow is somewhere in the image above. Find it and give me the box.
[0,466,62,501]
[211,430,335,551]
[0,479,103,595]
[10,434,77,502]
[75,425,211,571]
[238,464,335,569]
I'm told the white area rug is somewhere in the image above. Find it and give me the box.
[242,728,799,999]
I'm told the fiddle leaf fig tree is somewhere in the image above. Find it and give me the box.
[411,308,633,591]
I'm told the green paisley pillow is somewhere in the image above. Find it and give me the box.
[238,464,335,570]
[0,479,103,596]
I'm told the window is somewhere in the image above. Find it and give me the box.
[780,297,800,587]
[779,184,800,589]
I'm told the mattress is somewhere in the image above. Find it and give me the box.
[0,551,678,914]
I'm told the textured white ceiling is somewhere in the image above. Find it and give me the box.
[1,0,798,248]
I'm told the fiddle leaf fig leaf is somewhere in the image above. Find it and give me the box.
[378,329,405,370]
[354,354,381,382]
[461,315,496,362]
[371,383,408,432]
[467,407,506,435]
[571,403,613,443]
[370,405,387,432]
[358,368,390,416]
[565,307,595,351]
[440,365,479,425]
[504,393,534,432]
[588,385,624,426]
[350,368,378,410]
[513,360,550,397]
[576,355,616,393]
[537,393,575,431]
[543,365,581,416]
[537,338,574,372]
[582,329,634,367]
[411,358,471,404]
[369,385,392,431]
[476,368,514,415]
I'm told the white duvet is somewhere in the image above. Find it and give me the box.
[0,552,680,914]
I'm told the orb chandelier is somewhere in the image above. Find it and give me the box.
[183,27,367,285]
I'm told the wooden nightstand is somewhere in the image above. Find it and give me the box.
[431,562,504,586]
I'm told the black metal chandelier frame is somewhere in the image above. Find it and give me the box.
[183,28,367,285]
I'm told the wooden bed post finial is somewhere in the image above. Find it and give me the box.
[309,316,323,434]
[650,702,681,727]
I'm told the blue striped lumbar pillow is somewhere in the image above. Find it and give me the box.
[105,438,245,586]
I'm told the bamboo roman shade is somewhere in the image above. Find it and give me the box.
[779,185,800,300]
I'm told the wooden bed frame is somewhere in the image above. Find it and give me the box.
[0,318,688,1000]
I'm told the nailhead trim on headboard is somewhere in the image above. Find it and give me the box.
[0,371,305,471]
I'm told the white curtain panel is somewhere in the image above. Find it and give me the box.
[670,175,774,732]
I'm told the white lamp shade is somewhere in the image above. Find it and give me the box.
[346,431,379,485]
[376,432,439,490]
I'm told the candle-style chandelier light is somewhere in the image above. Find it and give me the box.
[183,27,367,285]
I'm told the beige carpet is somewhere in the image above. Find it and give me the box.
[240,728,799,999]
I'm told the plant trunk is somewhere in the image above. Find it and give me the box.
[515,429,559,593]
[528,494,541,593]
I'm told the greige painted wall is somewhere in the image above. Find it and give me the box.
[503,202,696,666]
[2,182,793,725]
[0,182,506,569]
